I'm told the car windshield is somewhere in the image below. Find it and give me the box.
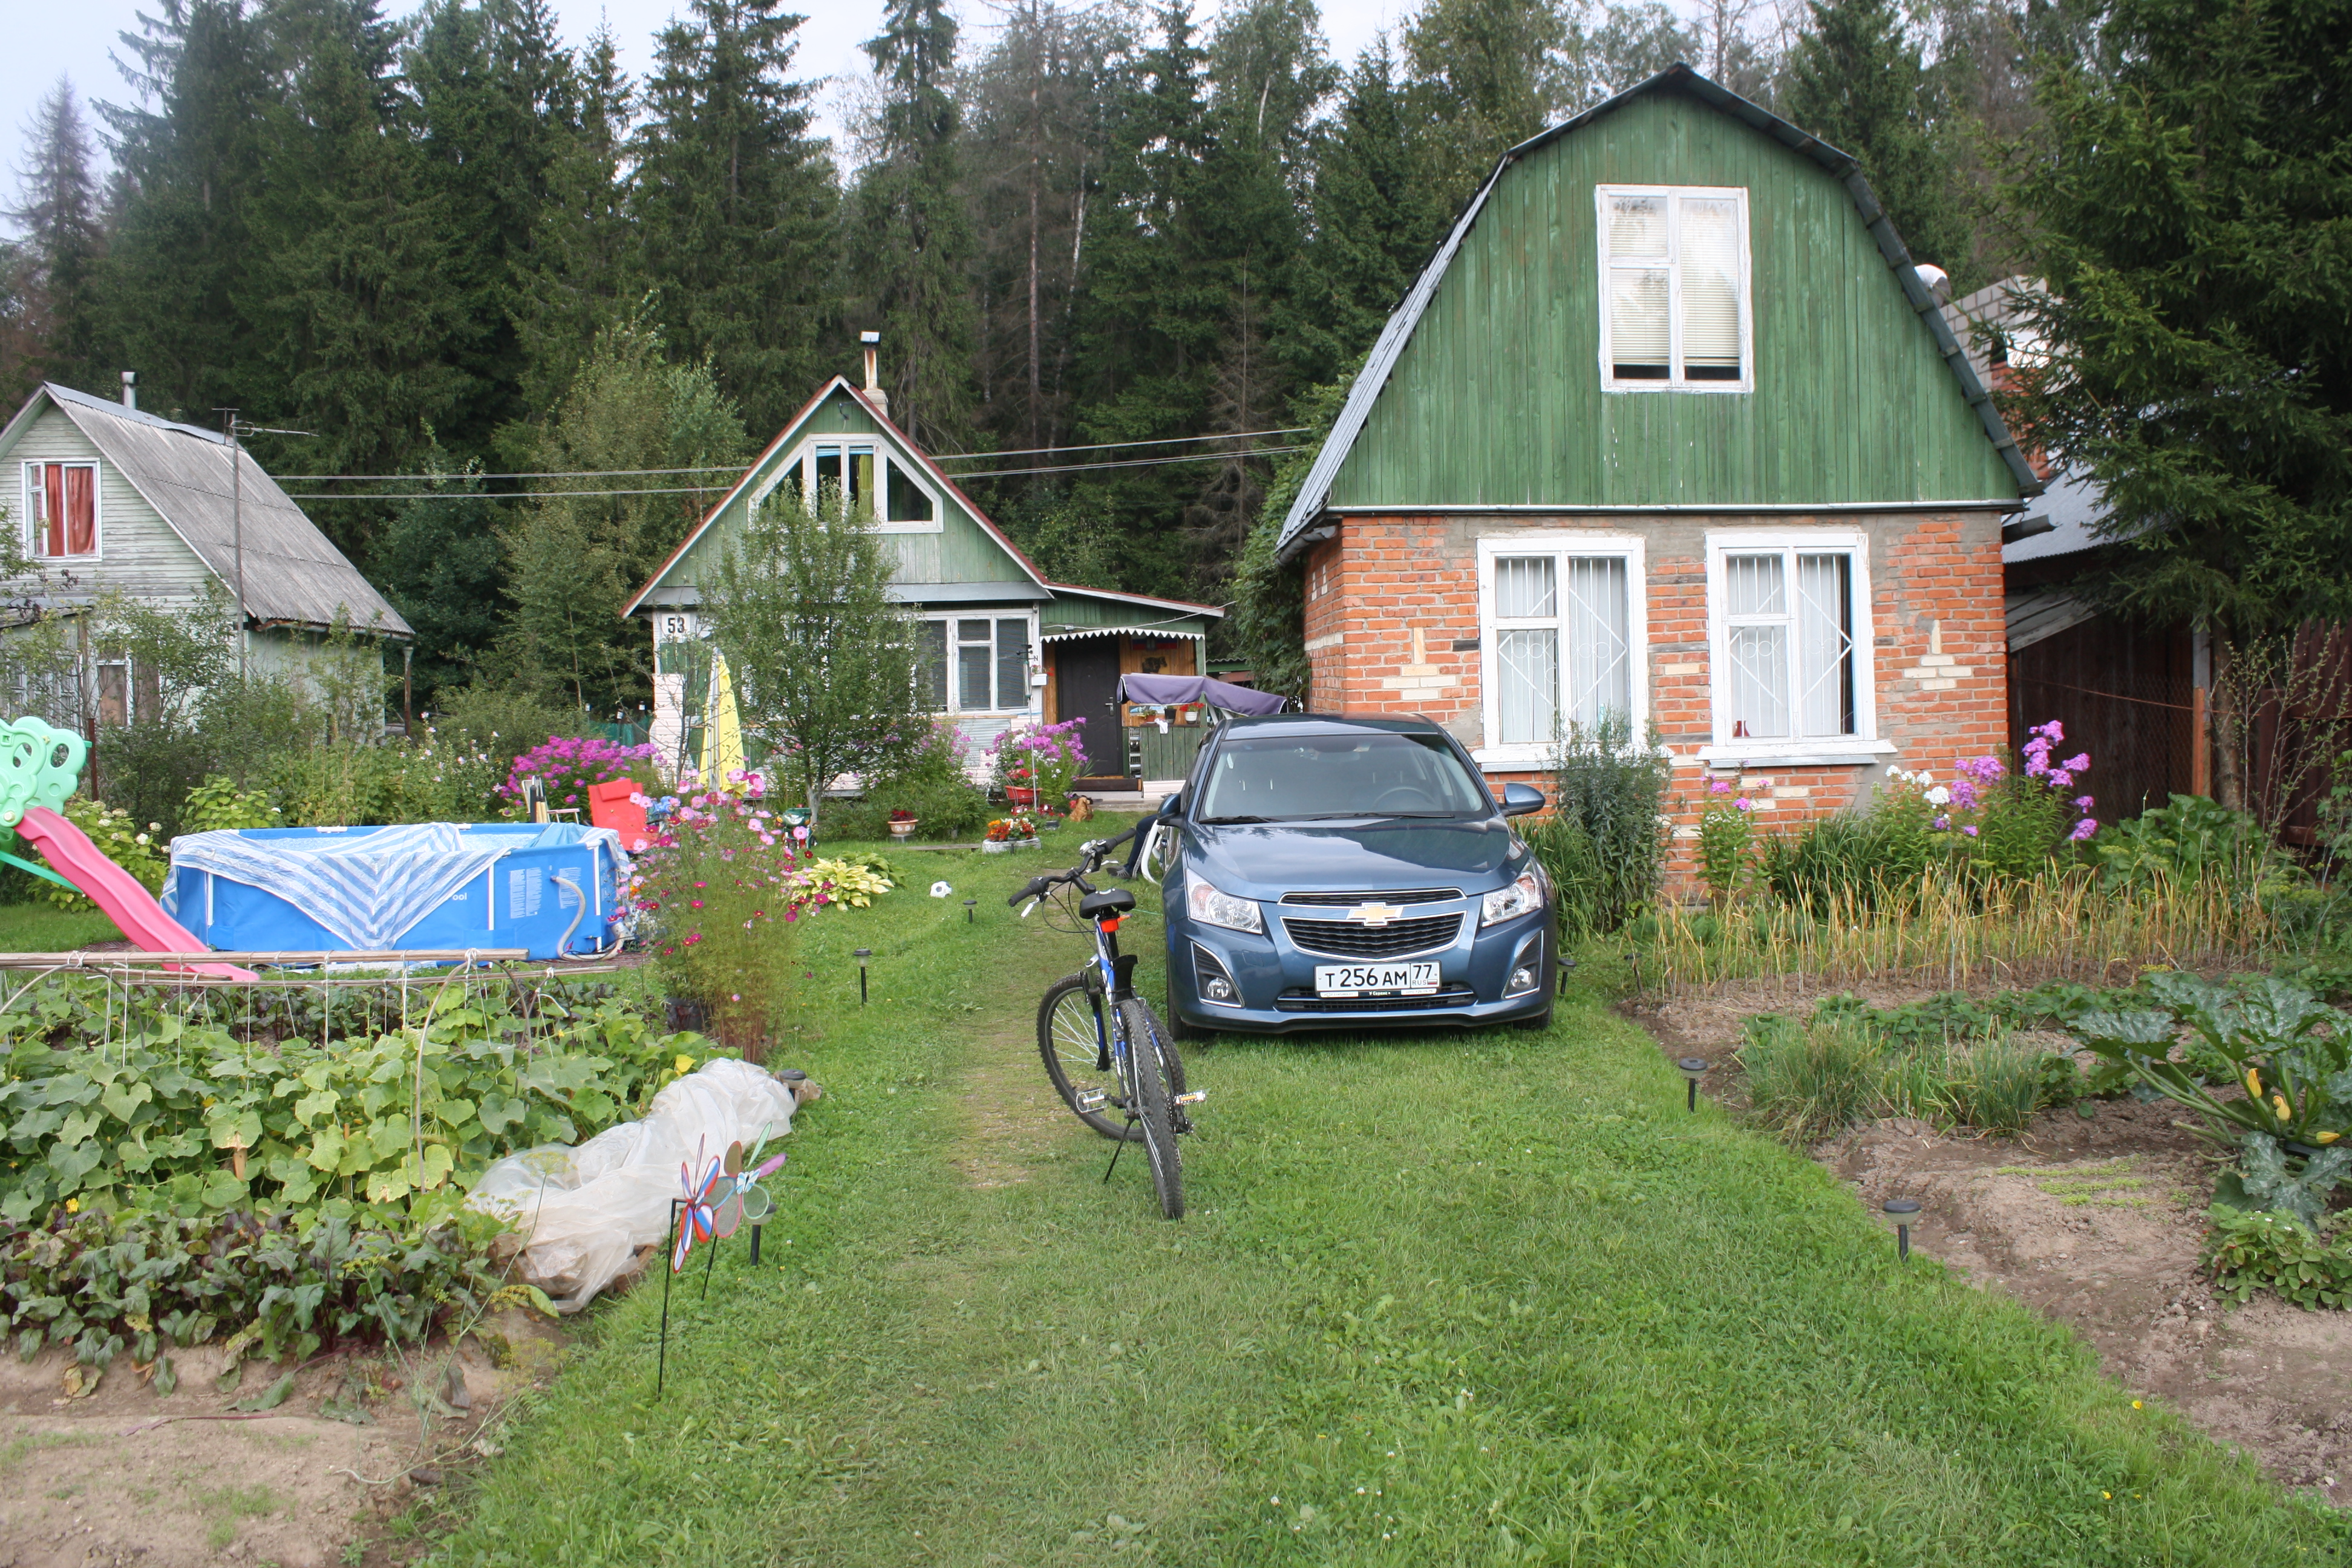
[1195,732,1492,823]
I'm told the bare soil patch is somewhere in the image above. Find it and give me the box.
[0,1310,567,1567]
[1628,985,2352,1503]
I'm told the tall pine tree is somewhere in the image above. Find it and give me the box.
[1783,0,1973,279]
[846,0,979,449]
[628,0,838,436]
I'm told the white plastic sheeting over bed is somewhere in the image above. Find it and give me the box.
[468,1058,802,1310]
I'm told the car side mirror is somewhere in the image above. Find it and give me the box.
[1157,792,1183,820]
[1498,782,1546,817]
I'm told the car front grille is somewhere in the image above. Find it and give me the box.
[1275,985,1478,1013]
[1279,889,1461,906]
[1281,913,1463,959]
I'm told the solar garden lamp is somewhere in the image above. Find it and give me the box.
[854,949,872,1005]
[964,898,977,924]
[1883,1198,1922,1262]
[1676,1057,1708,1112]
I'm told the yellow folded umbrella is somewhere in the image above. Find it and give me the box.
[701,651,746,790]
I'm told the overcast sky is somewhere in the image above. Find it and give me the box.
[5,0,1420,214]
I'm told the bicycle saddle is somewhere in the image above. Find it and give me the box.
[1078,887,1137,918]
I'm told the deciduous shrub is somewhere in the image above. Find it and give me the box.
[833,721,990,840]
[1528,715,1668,938]
[178,775,280,834]
[37,799,166,909]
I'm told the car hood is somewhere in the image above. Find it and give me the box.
[1180,818,1519,900]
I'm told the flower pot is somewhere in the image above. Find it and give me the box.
[889,819,918,838]
[982,838,1014,854]
[1005,787,1037,808]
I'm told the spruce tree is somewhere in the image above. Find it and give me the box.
[100,0,272,426]
[509,25,636,422]
[6,80,108,399]
[1287,38,1446,385]
[1783,0,1973,279]
[627,0,839,436]
[372,466,512,705]
[847,0,980,449]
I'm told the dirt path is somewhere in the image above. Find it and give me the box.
[0,1316,561,1567]
[1633,989,2352,1501]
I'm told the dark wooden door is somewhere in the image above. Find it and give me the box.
[1056,642,1132,786]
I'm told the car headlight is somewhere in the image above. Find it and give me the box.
[1480,871,1545,927]
[1186,878,1264,934]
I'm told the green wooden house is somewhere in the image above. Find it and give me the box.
[1273,64,2043,849]
[623,367,1223,788]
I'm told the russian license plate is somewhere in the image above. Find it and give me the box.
[1315,962,1440,998]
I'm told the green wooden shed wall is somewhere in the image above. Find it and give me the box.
[1322,87,2022,512]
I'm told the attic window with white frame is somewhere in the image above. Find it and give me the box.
[1598,185,1751,391]
[768,440,938,531]
[20,461,98,558]
[1706,530,1881,760]
[1476,533,1646,764]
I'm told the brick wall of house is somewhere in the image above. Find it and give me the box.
[1304,510,2010,881]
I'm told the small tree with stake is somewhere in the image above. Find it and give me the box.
[702,483,928,831]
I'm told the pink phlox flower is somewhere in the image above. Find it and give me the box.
[2068,817,2099,841]
[2061,754,2089,773]
[1733,798,1753,812]
[1710,780,1731,795]
[2048,769,2074,791]
[1961,824,1978,837]
[1949,780,1980,809]
[1931,814,1951,831]
[2073,795,2096,811]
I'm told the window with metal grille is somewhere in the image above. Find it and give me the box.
[1597,185,1751,393]
[1706,531,1877,759]
[1477,534,1645,763]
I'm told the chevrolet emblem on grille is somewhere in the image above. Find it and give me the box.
[1346,903,1406,927]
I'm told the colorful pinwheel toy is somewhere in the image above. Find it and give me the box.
[673,1137,725,1272]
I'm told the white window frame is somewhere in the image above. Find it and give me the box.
[19,460,102,561]
[921,611,1040,716]
[1472,531,1648,768]
[1701,528,1892,767]
[1595,184,1754,395]
[749,438,943,534]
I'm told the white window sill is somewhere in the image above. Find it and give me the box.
[870,520,944,534]
[1696,739,1896,769]
[1471,746,1554,770]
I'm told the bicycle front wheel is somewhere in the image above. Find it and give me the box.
[1117,998,1185,1220]
[1038,974,1134,1141]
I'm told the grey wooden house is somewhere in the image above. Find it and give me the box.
[0,380,412,725]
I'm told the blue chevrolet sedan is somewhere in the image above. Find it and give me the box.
[1154,714,1557,1036]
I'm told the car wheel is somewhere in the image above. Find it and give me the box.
[1165,964,1205,1044]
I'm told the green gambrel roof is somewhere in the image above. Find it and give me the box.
[1275,64,2042,559]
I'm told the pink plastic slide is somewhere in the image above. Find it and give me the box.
[16,806,257,981]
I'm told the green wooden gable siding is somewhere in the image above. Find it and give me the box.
[1328,91,2019,511]
[655,387,1040,599]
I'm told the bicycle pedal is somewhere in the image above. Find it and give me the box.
[1174,1090,1206,1105]
[1074,1089,1108,1112]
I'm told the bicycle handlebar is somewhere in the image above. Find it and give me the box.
[1004,821,1149,907]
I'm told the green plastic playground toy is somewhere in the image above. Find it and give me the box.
[0,719,90,892]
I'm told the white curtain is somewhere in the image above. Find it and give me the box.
[1563,557,1630,725]
[1680,197,1742,379]
[1725,554,1788,739]
[1607,192,1667,257]
[1494,556,1558,745]
[1796,554,1855,737]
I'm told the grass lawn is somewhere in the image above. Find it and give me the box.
[0,898,136,952]
[426,820,2341,1566]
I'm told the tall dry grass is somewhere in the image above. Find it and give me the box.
[1648,864,2276,999]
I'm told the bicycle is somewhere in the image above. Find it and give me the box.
[1010,823,1198,1219]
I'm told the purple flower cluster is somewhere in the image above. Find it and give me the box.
[500,734,659,809]
[2021,720,2100,840]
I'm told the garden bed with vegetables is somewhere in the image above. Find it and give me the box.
[1633,966,2352,1501]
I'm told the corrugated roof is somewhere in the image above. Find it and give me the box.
[1275,63,2043,560]
[32,384,411,637]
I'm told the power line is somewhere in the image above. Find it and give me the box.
[930,426,1308,462]
[283,444,1305,500]
[276,427,1314,483]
